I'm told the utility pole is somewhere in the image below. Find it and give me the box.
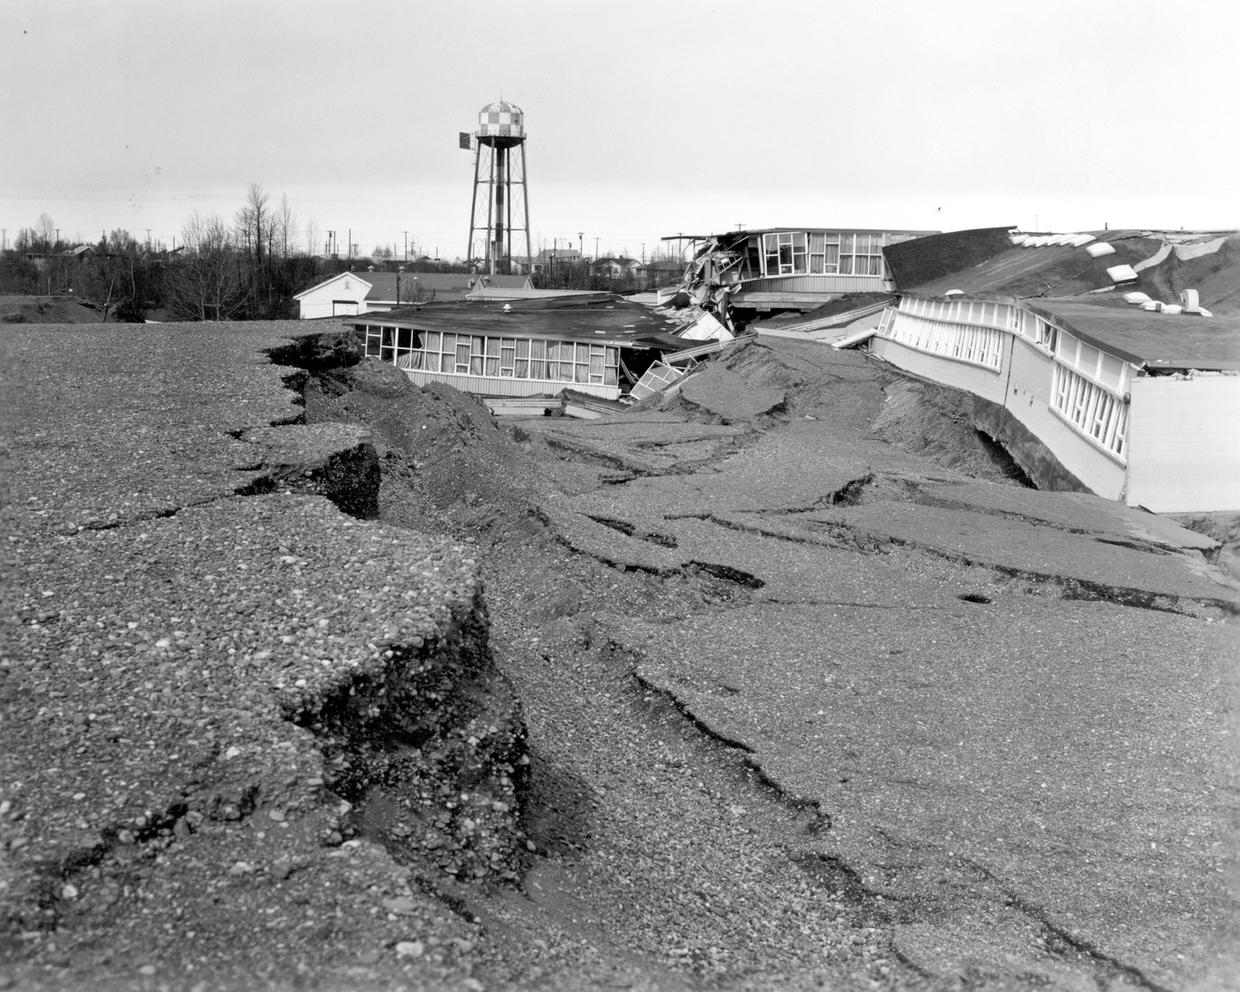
[403,230,408,261]
[595,236,599,259]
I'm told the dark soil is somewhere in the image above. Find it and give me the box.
[0,295,115,324]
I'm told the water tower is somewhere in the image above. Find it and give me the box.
[465,99,532,276]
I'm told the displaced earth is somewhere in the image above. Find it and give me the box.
[2,319,1238,991]
[0,295,116,324]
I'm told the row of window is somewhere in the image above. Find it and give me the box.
[883,312,1004,370]
[901,296,1017,330]
[1054,330,1129,392]
[1051,364,1129,459]
[761,232,888,278]
[882,304,1132,460]
[361,325,620,385]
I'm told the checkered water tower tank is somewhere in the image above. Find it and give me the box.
[476,100,525,147]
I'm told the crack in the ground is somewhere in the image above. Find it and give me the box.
[625,665,829,826]
[949,855,1175,992]
[585,514,679,548]
[670,511,1235,619]
[761,597,952,610]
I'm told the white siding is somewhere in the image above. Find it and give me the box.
[1127,374,1240,512]
[403,368,620,400]
[296,275,371,319]
[868,334,1008,405]
[1003,338,1127,501]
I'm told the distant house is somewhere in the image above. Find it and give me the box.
[293,270,533,319]
[866,227,1240,513]
[637,258,687,288]
[591,257,640,280]
[531,248,582,276]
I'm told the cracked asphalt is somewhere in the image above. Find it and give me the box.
[505,337,1240,990]
[3,320,1238,992]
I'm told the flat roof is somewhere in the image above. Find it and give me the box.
[1026,298,1240,371]
[348,296,685,350]
[666,227,939,241]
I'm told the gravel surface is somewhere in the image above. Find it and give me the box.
[303,336,1239,990]
[3,322,1237,991]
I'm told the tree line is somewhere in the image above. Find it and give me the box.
[0,184,470,321]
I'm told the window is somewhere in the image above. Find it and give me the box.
[879,306,1004,371]
[762,232,808,275]
[529,339,547,379]
[808,233,826,274]
[1051,364,1128,460]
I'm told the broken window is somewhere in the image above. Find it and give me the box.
[762,232,808,276]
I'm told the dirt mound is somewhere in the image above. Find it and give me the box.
[0,294,111,323]
[872,379,1032,483]
[302,358,549,542]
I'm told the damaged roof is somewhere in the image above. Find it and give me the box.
[347,294,685,350]
[889,226,1240,370]
[1026,298,1240,371]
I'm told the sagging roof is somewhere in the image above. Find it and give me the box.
[1025,298,1240,371]
[347,294,685,350]
[361,271,530,301]
[888,227,1240,306]
[666,226,938,243]
[890,226,1240,370]
[295,270,531,304]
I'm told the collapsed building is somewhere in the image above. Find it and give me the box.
[667,226,935,330]
[857,227,1240,513]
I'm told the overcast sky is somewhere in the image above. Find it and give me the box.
[3,0,1237,260]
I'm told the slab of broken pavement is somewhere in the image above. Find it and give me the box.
[1,321,1237,991]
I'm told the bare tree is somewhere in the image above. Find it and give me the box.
[166,212,243,320]
[304,219,321,259]
[35,213,56,250]
[275,194,297,259]
[235,182,271,266]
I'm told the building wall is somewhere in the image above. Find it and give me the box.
[403,368,620,401]
[297,275,371,319]
[868,334,1009,404]
[871,299,1131,503]
[1127,374,1240,512]
[1001,337,1127,502]
[743,273,890,295]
